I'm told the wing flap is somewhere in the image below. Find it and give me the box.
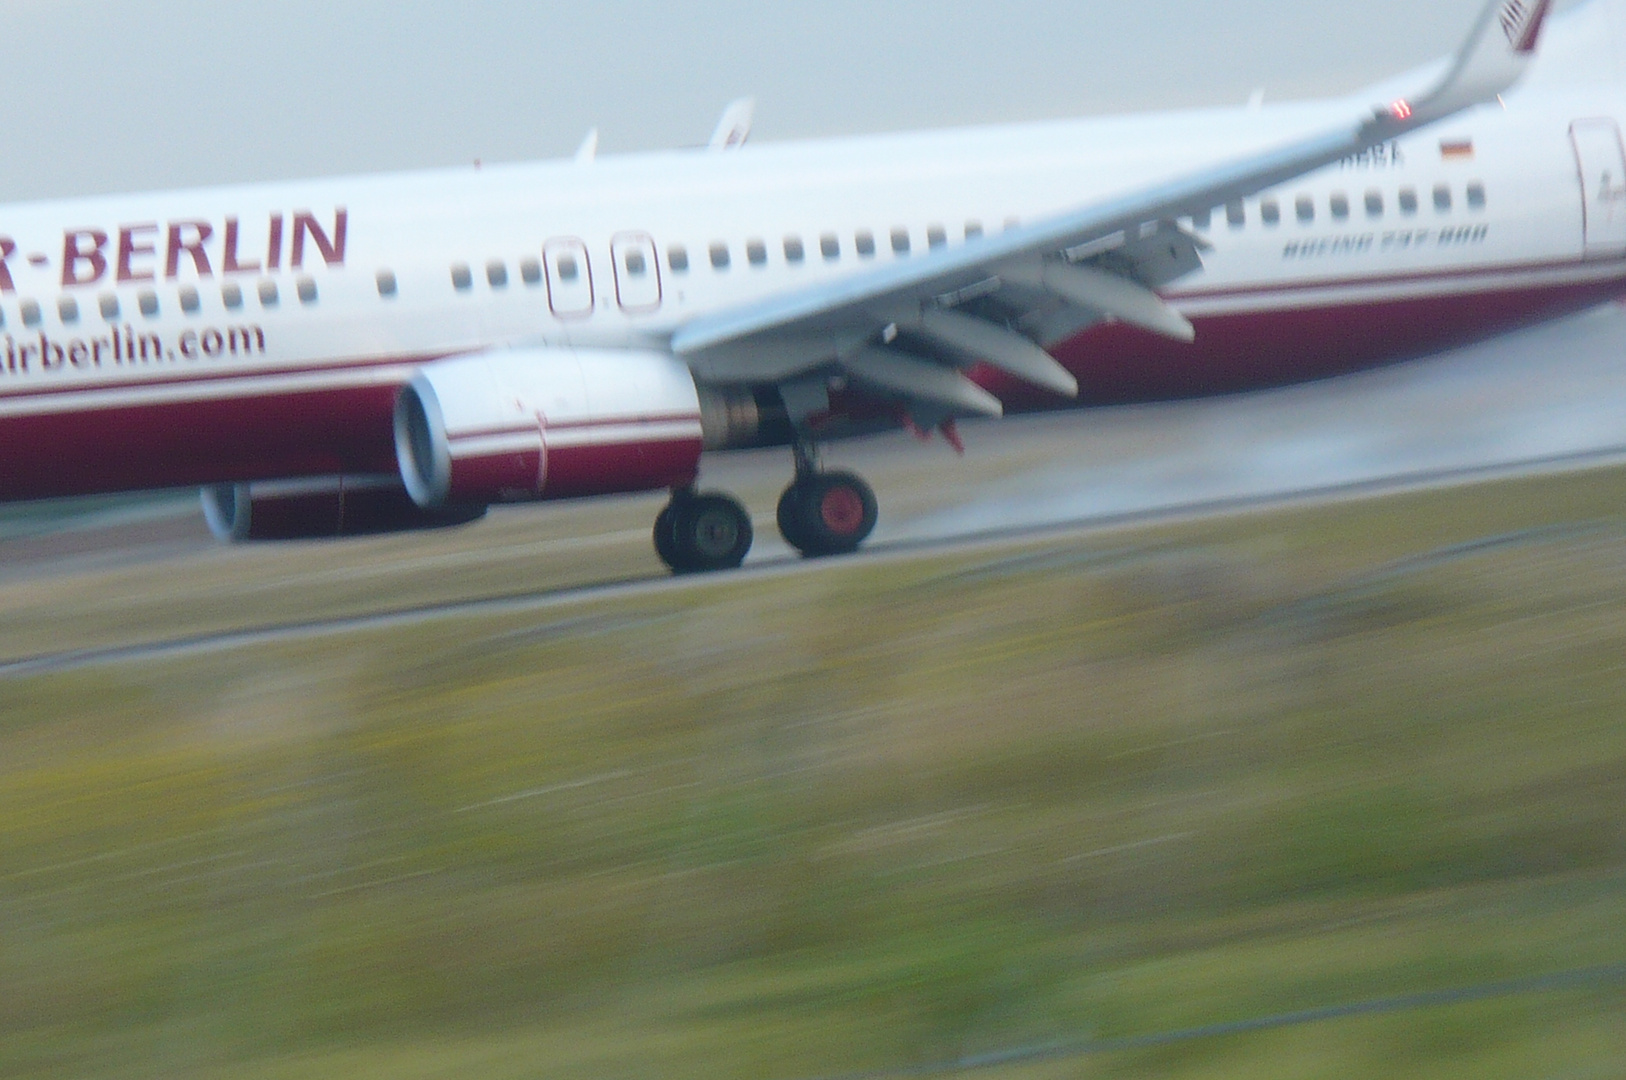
[906,308,1079,397]
[841,347,1005,417]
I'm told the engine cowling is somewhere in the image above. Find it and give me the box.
[394,347,705,507]
[202,477,487,542]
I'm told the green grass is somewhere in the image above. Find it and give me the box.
[3,467,1626,1077]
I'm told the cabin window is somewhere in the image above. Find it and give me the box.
[222,283,243,309]
[19,300,38,327]
[518,257,541,285]
[178,285,201,313]
[57,297,79,323]
[1226,201,1245,227]
[624,248,648,275]
[1399,187,1419,214]
[709,242,730,269]
[855,230,876,257]
[297,277,318,304]
[99,293,119,319]
[1467,181,1486,210]
[487,260,508,287]
[745,239,767,266]
[451,263,473,290]
[138,291,159,317]
[1330,193,1350,220]
[1260,199,1281,225]
[1365,190,1384,217]
[666,245,689,273]
[820,233,839,260]
[891,227,911,254]
[1433,184,1452,212]
[376,270,398,297]
[1295,195,1314,223]
[783,236,805,263]
[557,254,580,281]
[927,224,947,248]
[965,220,984,239]
[258,280,278,307]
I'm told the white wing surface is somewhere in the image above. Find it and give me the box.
[670,0,1554,418]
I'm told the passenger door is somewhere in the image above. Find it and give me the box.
[1570,119,1626,256]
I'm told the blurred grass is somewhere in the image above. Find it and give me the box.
[2,466,1626,1077]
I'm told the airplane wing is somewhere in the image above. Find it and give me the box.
[670,0,1553,419]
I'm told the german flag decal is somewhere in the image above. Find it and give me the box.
[1440,138,1475,161]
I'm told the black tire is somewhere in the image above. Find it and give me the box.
[652,502,681,570]
[664,493,753,573]
[776,484,811,554]
[777,471,877,558]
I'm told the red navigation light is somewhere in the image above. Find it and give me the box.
[1389,99,1414,121]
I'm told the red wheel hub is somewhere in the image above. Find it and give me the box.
[819,486,866,535]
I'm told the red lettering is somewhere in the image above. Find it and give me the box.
[165,221,213,279]
[0,237,16,294]
[266,213,283,271]
[39,334,64,371]
[291,209,347,268]
[62,230,108,287]
[222,217,261,274]
[117,224,158,282]
[68,340,89,368]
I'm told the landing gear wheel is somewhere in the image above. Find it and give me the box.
[654,492,754,574]
[776,471,878,558]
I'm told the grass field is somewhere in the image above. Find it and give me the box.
[2,466,1625,1078]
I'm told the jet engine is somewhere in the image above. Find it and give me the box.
[395,347,707,507]
[201,477,486,542]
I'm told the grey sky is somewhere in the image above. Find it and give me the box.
[0,0,1579,201]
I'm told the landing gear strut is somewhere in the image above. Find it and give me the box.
[776,441,878,558]
[654,489,754,574]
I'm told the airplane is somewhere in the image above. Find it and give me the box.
[0,0,1607,573]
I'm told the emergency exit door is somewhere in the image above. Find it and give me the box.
[610,232,662,313]
[1571,118,1626,255]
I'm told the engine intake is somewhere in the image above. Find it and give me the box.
[395,347,705,507]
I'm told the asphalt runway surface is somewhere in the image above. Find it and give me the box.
[3,301,1626,674]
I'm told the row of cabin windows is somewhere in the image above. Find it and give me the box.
[1,278,318,328]
[444,222,1007,293]
[675,221,981,273]
[1198,182,1487,229]
[448,258,543,292]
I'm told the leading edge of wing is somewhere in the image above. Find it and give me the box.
[670,0,1551,361]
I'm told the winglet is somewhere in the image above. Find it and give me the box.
[574,128,599,165]
[709,98,755,151]
[1375,0,1552,131]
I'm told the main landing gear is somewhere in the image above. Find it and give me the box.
[653,490,754,574]
[652,443,879,574]
[775,442,878,558]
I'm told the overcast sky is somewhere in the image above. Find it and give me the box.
[0,0,1583,201]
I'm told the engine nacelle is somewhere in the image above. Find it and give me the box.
[395,347,705,507]
[202,477,486,542]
